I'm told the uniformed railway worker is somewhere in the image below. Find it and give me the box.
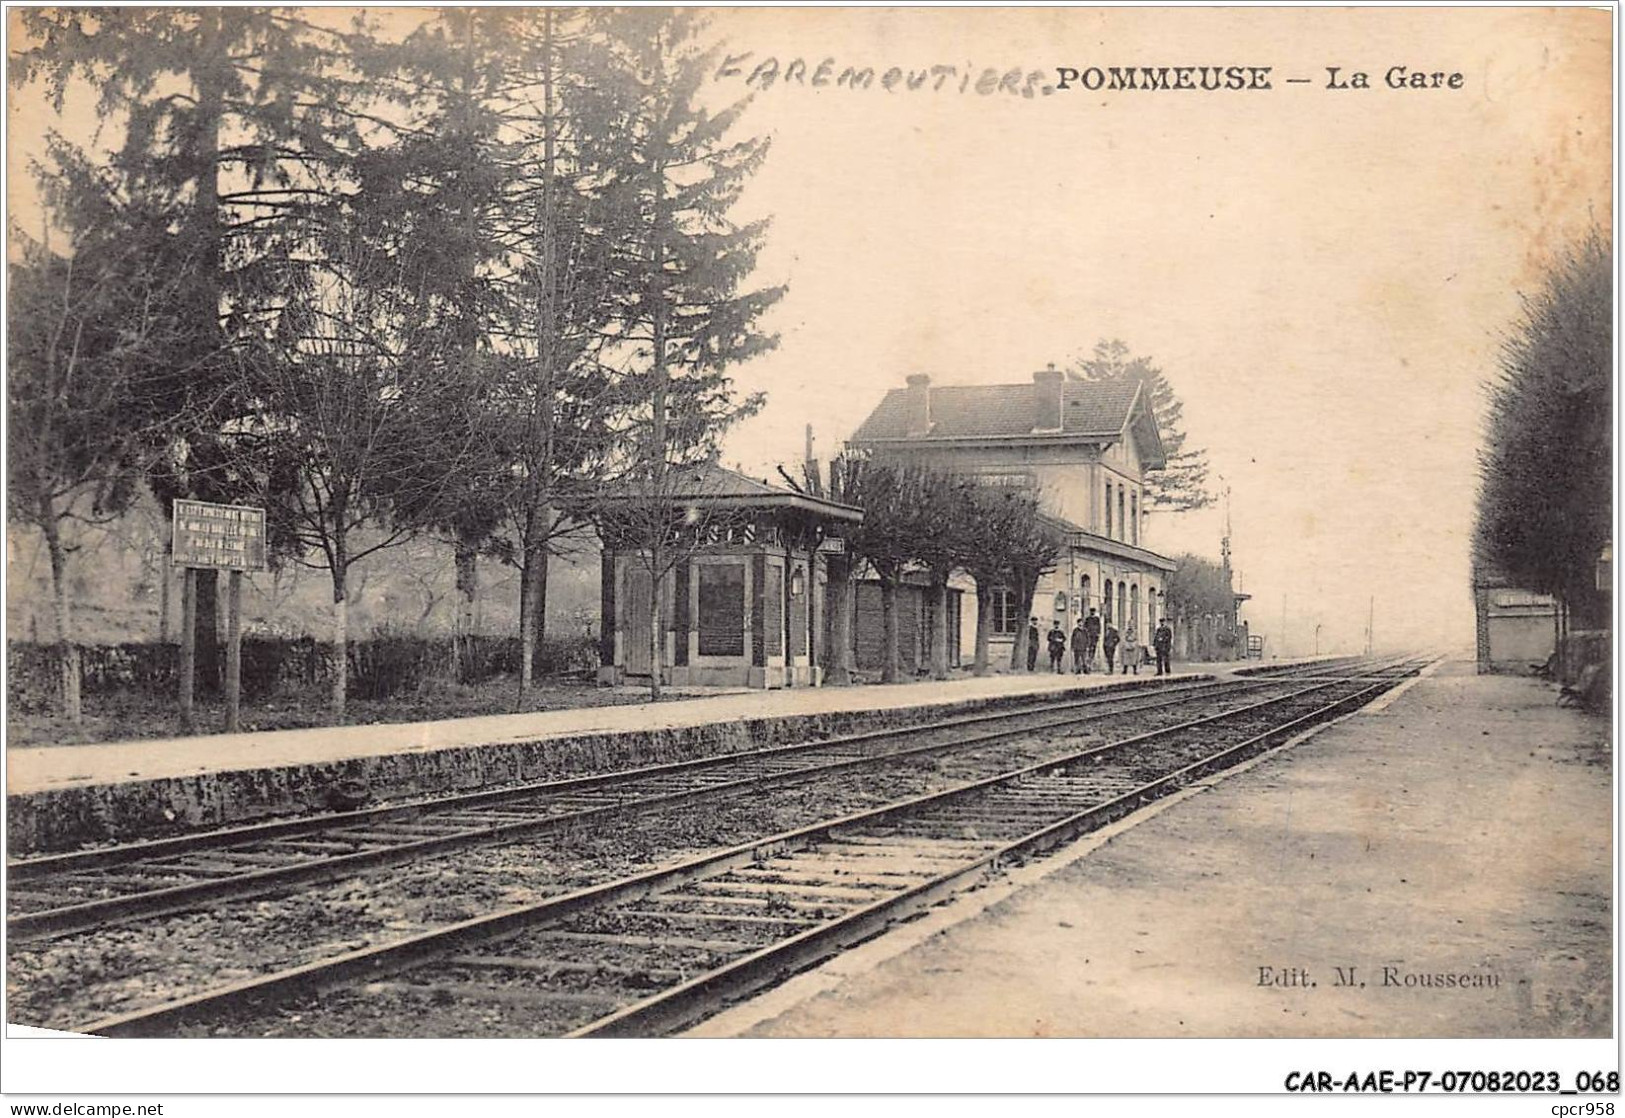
[1047,620,1068,673]
[1153,619,1174,675]
[1082,608,1101,672]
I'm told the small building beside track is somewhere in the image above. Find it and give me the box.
[1471,562,1557,674]
[596,464,863,689]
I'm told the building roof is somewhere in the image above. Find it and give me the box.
[1037,510,1178,572]
[849,375,1166,468]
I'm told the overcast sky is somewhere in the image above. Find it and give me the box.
[700,6,1611,655]
[8,7,1610,656]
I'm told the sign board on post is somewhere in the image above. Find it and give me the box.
[172,500,268,571]
[171,499,266,734]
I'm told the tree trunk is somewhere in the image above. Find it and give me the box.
[880,574,899,684]
[648,565,664,701]
[453,538,477,683]
[41,512,82,723]
[532,545,550,665]
[1009,571,1036,671]
[190,16,226,701]
[1008,578,1025,671]
[972,576,993,677]
[159,539,172,643]
[518,545,543,696]
[330,571,348,718]
[826,556,854,685]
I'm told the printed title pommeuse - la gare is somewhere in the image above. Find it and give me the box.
[712,58,1463,97]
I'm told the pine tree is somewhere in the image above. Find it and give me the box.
[353,9,640,695]
[590,9,782,699]
[12,9,362,692]
[1067,340,1213,512]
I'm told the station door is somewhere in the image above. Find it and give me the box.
[624,569,652,676]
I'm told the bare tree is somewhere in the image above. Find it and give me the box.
[227,227,480,716]
[594,461,751,700]
[8,226,204,720]
[957,488,1055,677]
[834,455,948,684]
[786,456,859,685]
[1005,514,1065,673]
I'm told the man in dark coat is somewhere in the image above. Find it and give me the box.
[1047,620,1068,673]
[1153,619,1174,676]
[1081,608,1101,673]
[1070,617,1088,673]
[1102,621,1120,674]
[1026,617,1039,672]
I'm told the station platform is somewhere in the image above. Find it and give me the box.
[692,660,1612,1039]
[6,664,1213,855]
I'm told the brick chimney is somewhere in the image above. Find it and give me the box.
[904,373,932,436]
[1033,364,1064,432]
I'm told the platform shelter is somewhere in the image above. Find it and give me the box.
[597,464,863,689]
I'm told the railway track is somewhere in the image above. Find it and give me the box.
[74,655,1428,1038]
[7,673,1287,941]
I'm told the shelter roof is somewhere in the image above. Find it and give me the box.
[652,462,865,522]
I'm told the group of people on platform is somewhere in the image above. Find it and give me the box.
[1028,609,1174,676]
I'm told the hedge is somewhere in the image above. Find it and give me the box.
[7,633,600,713]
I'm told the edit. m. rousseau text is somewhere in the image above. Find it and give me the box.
[1258,964,1503,989]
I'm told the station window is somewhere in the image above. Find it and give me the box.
[990,588,1021,636]
[1080,574,1091,609]
[1118,488,1126,543]
[1131,492,1139,545]
[1103,581,1114,625]
[1104,481,1113,538]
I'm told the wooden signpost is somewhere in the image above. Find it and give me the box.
[172,500,267,732]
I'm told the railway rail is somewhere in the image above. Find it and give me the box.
[8,673,1295,941]
[73,655,1428,1038]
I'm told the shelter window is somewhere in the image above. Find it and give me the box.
[697,563,746,656]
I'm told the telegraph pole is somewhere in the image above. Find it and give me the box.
[1366,596,1374,656]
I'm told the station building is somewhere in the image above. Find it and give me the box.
[846,367,1177,664]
